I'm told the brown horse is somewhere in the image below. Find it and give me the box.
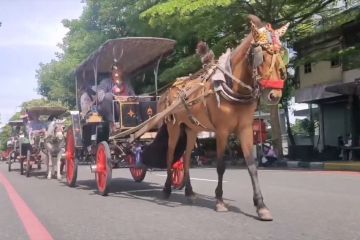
[153,15,289,221]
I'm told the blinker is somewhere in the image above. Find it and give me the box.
[253,46,263,68]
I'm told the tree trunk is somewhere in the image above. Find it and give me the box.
[309,103,315,148]
[283,102,296,146]
[270,104,283,158]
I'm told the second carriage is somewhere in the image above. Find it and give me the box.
[7,106,67,177]
[66,37,185,195]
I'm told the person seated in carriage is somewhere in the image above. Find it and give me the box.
[17,113,32,155]
[26,112,47,145]
[80,85,97,116]
[96,64,135,132]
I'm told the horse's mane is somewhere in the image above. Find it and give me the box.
[231,15,265,62]
[231,34,252,62]
[47,121,56,136]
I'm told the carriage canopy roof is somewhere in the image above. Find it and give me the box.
[26,106,68,117]
[8,120,24,126]
[75,37,176,85]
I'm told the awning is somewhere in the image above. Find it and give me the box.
[295,83,341,103]
[293,108,319,118]
[325,81,360,95]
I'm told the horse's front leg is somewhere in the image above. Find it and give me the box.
[47,153,53,179]
[238,126,273,221]
[163,124,181,198]
[215,131,229,212]
[183,128,197,199]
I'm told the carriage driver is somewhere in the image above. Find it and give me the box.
[96,64,135,132]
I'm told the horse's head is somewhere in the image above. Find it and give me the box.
[47,119,66,141]
[250,20,289,104]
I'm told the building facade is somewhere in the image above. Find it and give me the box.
[294,10,360,159]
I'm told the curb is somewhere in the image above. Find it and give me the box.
[324,162,360,171]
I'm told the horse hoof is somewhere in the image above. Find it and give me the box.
[47,176,51,180]
[257,208,273,221]
[215,202,229,212]
[186,193,197,204]
[162,189,171,199]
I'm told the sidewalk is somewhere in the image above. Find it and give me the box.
[204,159,360,172]
[285,160,360,171]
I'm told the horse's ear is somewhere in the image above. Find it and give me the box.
[250,21,261,43]
[275,22,290,37]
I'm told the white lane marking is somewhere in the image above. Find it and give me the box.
[154,174,228,183]
[123,189,160,193]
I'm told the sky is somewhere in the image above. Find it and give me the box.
[0,0,84,127]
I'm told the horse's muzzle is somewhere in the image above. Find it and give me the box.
[261,89,282,105]
[268,90,282,104]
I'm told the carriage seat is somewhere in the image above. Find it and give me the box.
[84,111,103,124]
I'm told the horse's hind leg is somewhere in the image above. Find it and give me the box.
[183,128,197,199]
[163,124,181,198]
[56,149,64,180]
[238,126,273,221]
[215,131,229,212]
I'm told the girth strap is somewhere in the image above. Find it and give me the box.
[178,88,208,129]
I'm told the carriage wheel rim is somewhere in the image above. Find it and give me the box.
[66,128,75,183]
[172,168,184,188]
[96,144,107,193]
[128,153,145,180]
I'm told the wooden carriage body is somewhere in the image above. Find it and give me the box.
[115,97,157,129]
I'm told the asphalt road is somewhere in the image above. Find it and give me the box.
[1,161,359,240]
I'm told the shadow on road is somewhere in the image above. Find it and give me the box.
[6,166,49,179]
[66,177,259,220]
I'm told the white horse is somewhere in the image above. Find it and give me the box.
[45,119,66,180]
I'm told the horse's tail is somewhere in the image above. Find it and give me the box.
[142,124,187,168]
[196,41,215,65]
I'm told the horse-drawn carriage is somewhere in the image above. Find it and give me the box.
[7,106,67,178]
[65,15,290,221]
[65,37,185,195]
[6,120,24,172]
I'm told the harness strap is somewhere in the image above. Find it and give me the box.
[264,53,277,79]
[215,65,253,92]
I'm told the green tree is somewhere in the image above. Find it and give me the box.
[36,0,165,107]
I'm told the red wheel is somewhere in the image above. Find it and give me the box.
[66,127,77,187]
[96,142,112,196]
[172,156,185,190]
[127,153,146,182]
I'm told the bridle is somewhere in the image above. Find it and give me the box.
[216,41,287,102]
[250,43,287,91]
